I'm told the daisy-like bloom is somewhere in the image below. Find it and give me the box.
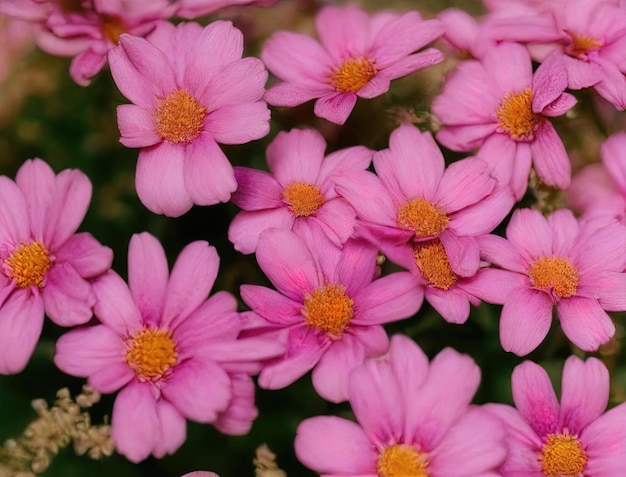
[432,42,576,200]
[474,208,626,355]
[240,228,422,403]
[486,356,626,477]
[295,334,507,477]
[337,123,514,323]
[0,159,112,374]
[109,20,270,217]
[228,128,373,254]
[262,5,444,125]
[54,233,283,462]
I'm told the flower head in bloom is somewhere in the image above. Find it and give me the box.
[228,128,373,254]
[109,20,270,217]
[486,356,626,477]
[475,208,626,355]
[295,334,506,477]
[240,228,422,403]
[433,43,576,200]
[337,123,514,323]
[54,233,283,462]
[0,159,112,374]
[262,5,444,125]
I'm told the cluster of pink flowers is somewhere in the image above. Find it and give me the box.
[4,0,626,475]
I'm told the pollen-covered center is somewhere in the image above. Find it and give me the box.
[528,256,579,298]
[568,34,602,58]
[303,284,354,335]
[125,327,178,381]
[4,241,52,288]
[330,57,377,93]
[413,240,457,290]
[283,182,324,217]
[539,433,587,477]
[155,90,207,144]
[100,14,126,44]
[496,89,542,141]
[397,198,449,237]
[377,444,429,477]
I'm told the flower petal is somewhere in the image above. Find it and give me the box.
[557,297,615,351]
[0,292,43,374]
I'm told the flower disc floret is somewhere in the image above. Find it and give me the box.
[413,240,457,290]
[302,284,354,335]
[529,256,579,298]
[539,433,587,477]
[567,34,602,58]
[496,89,541,141]
[397,198,449,237]
[4,241,52,288]
[282,182,324,217]
[100,14,126,45]
[154,89,208,144]
[330,57,377,93]
[377,444,429,477]
[125,327,178,381]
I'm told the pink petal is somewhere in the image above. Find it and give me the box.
[93,271,143,336]
[483,43,532,96]
[511,360,559,438]
[186,20,243,73]
[530,122,571,190]
[506,208,552,259]
[0,292,43,374]
[264,82,325,107]
[314,92,357,125]
[42,262,95,326]
[266,129,326,185]
[440,232,480,278]
[541,92,577,117]
[531,51,569,113]
[135,144,193,217]
[435,124,498,152]
[231,167,282,211]
[317,146,373,184]
[355,75,390,99]
[425,286,471,324]
[205,101,270,145]
[595,272,626,311]
[602,131,626,192]
[580,403,626,475]
[15,158,55,239]
[547,208,578,256]
[594,59,626,109]
[69,47,107,86]
[117,104,160,148]
[435,158,494,212]
[388,334,430,410]
[562,54,603,89]
[240,285,302,325]
[54,232,113,278]
[295,416,377,474]
[500,287,553,356]
[476,234,526,273]
[315,6,371,62]
[460,268,526,304]
[451,187,515,236]
[335,171,397,226]
[162,357,232,422]
[128,233,168,327]
[213,374,258,435]
[557,297,615,351]
[152,399,187,458]
[89,362,135,394]
[309,198,358,247]
[227,208,295,255]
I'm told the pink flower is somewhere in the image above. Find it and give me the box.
[54,233,283,462]
[474,208,626,355]
[0,159,112,374]
[337,123,514,323]
[262,5,444,125]
[295,334,506,477]
[108,20,270,217]
[240,228,422,403]
[433,43,576,200]
[486,356,626,476]
[228,128,373,254]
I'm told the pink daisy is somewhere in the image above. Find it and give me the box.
[432,42,576,200]
[0,158,112,374]
[240,228,422,403]
[108,20,270,217]
[474,208,626,355]
[486,356,626,476]
[54,232,283,462]
[262,5,444,125]
[295,334,507,477]
[228,128,373,254]
[336,123,514,323]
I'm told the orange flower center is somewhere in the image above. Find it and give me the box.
[528,256,579,298]
[4,241,52,288]
[283,182,324,217]
[568,33,602,58]
[154,90,207,144]
[100,14,126,45]
[397,198,449,237]
[377,444,429,477]
[539,433,587,477]
[125,328,178,381]
[413,240,457,290]
[330,57,377,93]
[496,89,542,141]
[302,284,354,336]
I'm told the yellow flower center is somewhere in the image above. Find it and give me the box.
[302,284,354,336]
[100,14,126,45]
[568,33,602,58]
[283,182,324,217]
[528,256,579,298]
[125,328,178,381]
[539,433,587,477]
[377,444,429,477]
[154,90,207,144]
[413,240,457,290]
[496,89,542,141]
[397,198,449,238]
[330,57,377,93]
[4,241,52,288]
